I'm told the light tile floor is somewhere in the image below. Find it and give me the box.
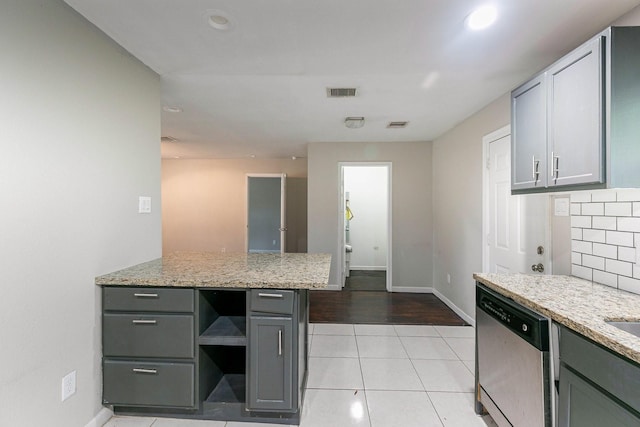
[104,323,496,427]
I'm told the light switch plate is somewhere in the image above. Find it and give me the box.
[554,198,570,217]
[138,196,152,214]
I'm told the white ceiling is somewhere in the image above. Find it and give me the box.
[64,0,640,159]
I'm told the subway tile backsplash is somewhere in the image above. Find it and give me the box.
[571,190,640,295]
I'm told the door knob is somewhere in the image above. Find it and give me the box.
[531,263,544,273]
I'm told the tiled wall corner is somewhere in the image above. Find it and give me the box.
[571,189,640,295]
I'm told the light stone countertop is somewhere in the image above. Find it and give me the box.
[96,252,331,289]
[474,273,640,365]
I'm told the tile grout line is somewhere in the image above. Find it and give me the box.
[352,325,374,427]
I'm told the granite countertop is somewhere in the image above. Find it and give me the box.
[96,252,331,290]
[474,273,640,365]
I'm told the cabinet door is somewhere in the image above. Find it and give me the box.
[547,36,604,187]
[558,364,639,427]
[511,74,547,191]
[247,316,293,411]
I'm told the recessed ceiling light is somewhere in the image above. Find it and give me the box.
[466,5,498,30]
[206,10,232,31]
[163,106,183,113]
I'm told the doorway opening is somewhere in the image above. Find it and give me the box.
[338,163,392,291]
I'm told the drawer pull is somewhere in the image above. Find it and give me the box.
[132,368,157,374]
[278,329,283,356]
[134,293,158,298]
[258,293,284,299]
[132,319,157,325]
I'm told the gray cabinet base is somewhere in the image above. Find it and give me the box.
[110,405,300,425]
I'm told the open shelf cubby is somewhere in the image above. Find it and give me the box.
[199,316,247,346]
[199,345,246,411]
[199,290,247,346]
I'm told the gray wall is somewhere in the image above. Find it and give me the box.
[0,1,161,425]
[308,141,432,288]
[431,94,510,318]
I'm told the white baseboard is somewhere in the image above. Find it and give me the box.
[85,407,113,427]
[432,288,475,326]
[390,286,433,293]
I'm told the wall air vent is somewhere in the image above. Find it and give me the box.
[327,87,357,97]
[161,136,178,142]
[387,121,409,128]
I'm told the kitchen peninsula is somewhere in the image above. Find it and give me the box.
[96,252,331,424]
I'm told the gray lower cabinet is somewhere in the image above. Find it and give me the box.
[103,360,195,408]
[102,286,197,409]
[558,327,640,426]
[247,316,293,411]
[246,289,300,413]
[559,365,638,427]
[102,286,307,422]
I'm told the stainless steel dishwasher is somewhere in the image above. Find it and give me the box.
[475,283,554,427]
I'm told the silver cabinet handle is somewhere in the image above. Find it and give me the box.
[532,156,540,182]
[134,293,158,298]
[550,151,559,180]
[132,319,157,325]
[132,368,157,374]
[278,329,282,356]
[258,293,283,299]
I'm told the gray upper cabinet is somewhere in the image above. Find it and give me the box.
[547,36,604,188]
[512,74,547,191]
[511,26,640,193]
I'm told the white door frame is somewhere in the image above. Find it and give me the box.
[338,162,393,291]
[482,125,551,273]
[246,173,287,253]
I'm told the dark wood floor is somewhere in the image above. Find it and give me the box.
[309,288,468,326]
[343,270,386,291]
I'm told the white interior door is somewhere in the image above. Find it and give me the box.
[488,134,548,274]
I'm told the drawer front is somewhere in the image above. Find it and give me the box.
[103,287,194,313]
[103,313,194,358]
[250,289,294,315]
[103,360,195,408]
[560,327,640,413]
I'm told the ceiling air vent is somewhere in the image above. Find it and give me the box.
[161,136,178,142]
[387,121,409,129]
[327,87,357,98]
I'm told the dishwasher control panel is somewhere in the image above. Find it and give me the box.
[479,297,533,338]
[476,284,549,351]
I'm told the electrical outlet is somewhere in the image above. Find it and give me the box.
[221,247,226,253]
[62,370,76,402]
